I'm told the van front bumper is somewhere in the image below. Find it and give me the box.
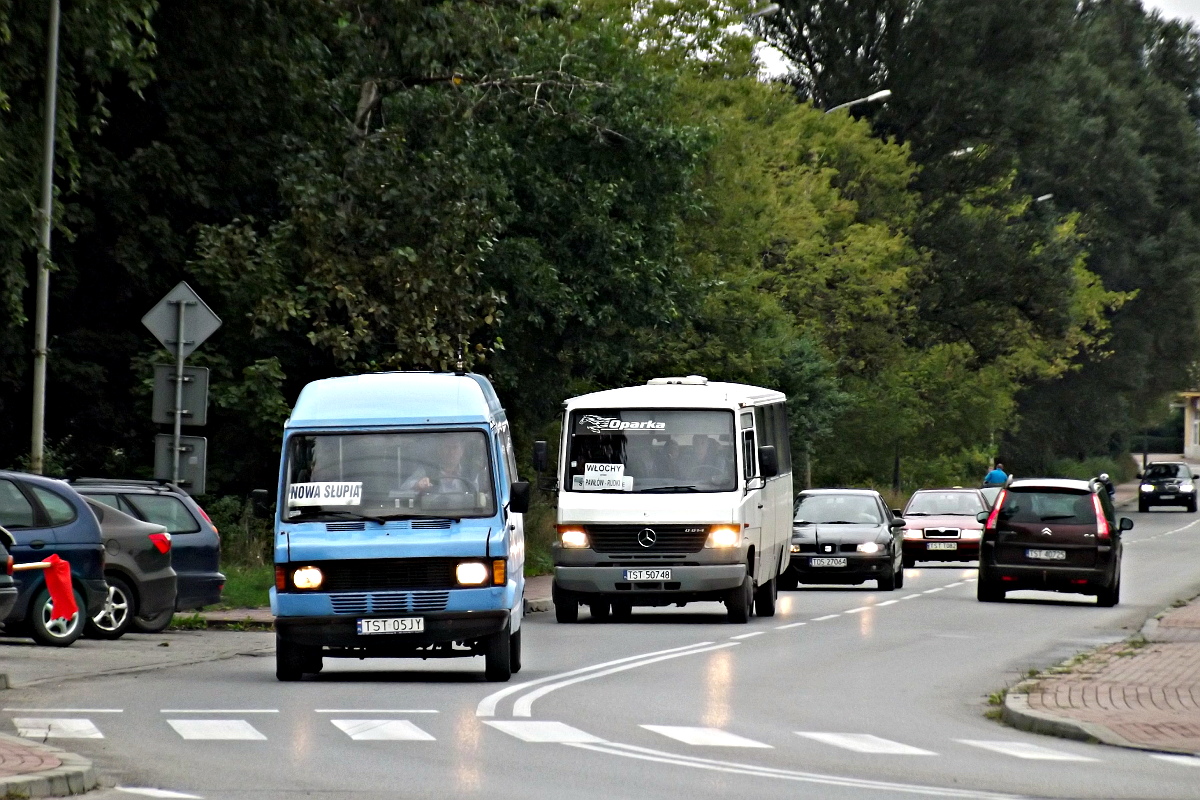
[275,610,509,650]
[554,564,746,601]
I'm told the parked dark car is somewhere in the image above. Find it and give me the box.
[81,498,177,639]
[901,488,988,568]
[977,478,1130,606]
[1137,462,1196,513]
[0,471,107,646]
[71,479,223,631]
[0,527,17,622]
[783,489,906,591]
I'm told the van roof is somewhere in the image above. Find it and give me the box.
[565,379,786,410]
[287,372,503,429]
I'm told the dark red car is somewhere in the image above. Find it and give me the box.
[900,488,987,568]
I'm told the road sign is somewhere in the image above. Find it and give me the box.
[154,434,207,495]
[141,282,222,359]
[151,365,209,426]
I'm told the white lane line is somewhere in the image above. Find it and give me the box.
[316,709,437,714]
[485,720,605,743]
[476,641,716,717]
[899,594,921,600]
[796,732,936,755]
[945,582,964,588]
[568,741,1023,799]
[730,631,763,640]
[5,708,122,713]
[775,622,806,629]
[844,606,871,614]
[160,709,277,714]
[168,720,266,740]
[116,789,203,799]
[332,720,435,741]
[512,643,739,718]
[875,600,898,607]
[811,614,840,621]
[642,725,772,748]
[14,718,103,739]
[1152,753,1200,767]
[962,576,978,582]
[957,740,1097,761]
[923,588,945,594]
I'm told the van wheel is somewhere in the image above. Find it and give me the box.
[726,576,752,624]
[753,576,777,617]
[552,581,578,623]
[29,587,86,647]
[485,622,513,682]
[86,576,135,640]
[276,634,317,681]
[1096,573,1121,607]
[612,601,632,621]
[510,627,522,674]
[589,602,610,621]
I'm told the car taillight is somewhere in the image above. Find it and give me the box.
[5,555,11,576]
[148,532,172,554]
[196,505,219,535]
[985,489,1007,529]
[1092,494,1110,540]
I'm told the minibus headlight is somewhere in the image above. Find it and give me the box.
[558,526,589,548]
[292,566,324,590]
[705,525,741,548]
[456,561,490,586]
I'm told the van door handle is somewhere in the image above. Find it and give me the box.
[30,540,46,550]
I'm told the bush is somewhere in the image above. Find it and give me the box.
[1047,455,1137,484]
[205,495,273,568]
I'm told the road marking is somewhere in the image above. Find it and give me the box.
[14,718,103,739]
[796,732,936,755]
[811,614,840,621]
[160,709,278,714]
[899,594,921,600]
[875,600,898,607]
[168,720,266,740]
[642,725,772,748]
[332,720,435,741]
[476,641,717,717]
[511,642,739,718]
[945,582,964,587]
[775,622,806,629]
[116,789,203,799]
[957,740,1098,761]
[730,631,763,639]
[315,709,437,714]
[844,606,871,614]
[923,588,944,594]
[484,720,605,743]
[4,708,121,713]
[962,576,978,582]
[1151,753,1200,767]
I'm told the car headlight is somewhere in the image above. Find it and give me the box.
[903,528,923,540]
[856,541,884,554]
[705,525,741,548]
[292,566,324,590]
[960,529,982,540]
[1182,484,1196,493]
[557,526,589,548]
[1141,484,1154,493]
[456,561,490,586]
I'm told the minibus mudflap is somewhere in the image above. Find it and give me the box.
[275,609,509,650]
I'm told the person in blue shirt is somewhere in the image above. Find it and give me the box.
[983,462,1008,486]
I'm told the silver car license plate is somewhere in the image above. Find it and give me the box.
[357,617,424,635]
[1025,549,1066,561]
[624,569,671,581]
[810,557,847,567]
[927,542,957,551]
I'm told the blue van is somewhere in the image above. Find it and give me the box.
[271,372,529,681]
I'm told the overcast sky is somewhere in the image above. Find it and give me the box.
[1145,0,1200,25]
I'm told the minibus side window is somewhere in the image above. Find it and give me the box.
[741,411,757,481]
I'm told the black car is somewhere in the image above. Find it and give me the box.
[0,471,108,646]
[978,478,1130,605]
[1137,462,1196,513]
[72,479,223,631]
[0,527,17,622]
[783,489,906,591]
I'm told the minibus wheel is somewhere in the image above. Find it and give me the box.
[276,634,318,681]
[510,628,522,674]
[484,622,513,681]
[726,576,752,624]
[753,576,777,617]
[552,581,578,623]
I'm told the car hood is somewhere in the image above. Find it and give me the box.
[792,523,886,544]
[901,514,982,530]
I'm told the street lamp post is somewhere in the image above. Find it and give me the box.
[825,89,892,114]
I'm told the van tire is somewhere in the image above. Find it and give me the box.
[726,576,752,624]
[753,576,777,617]
[29,587,87,647]
[484,622,513,682]
[553,581,578,623]
[589,602,610,621]
[612,601,632,621]
[510,627,522,674]
[276,634,313,681]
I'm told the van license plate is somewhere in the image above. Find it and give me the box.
[357,617,424,635]
[927,542,958,551]
[810,557,847,567]
[624,569,671,581]
[1025,549,1066,561]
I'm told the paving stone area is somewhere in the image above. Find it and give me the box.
[0,735,61,777]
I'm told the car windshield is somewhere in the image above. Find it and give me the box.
[285,430,495,520]
[904,491,985,516]
[565,409,737,493]
[1000,489,1096,524]
[794,495,883,525]
[1145,464,1190,480]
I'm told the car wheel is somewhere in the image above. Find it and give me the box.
[85,576,135,640]
[726,575,753,624]
[611,601,632,621]
[902,554,916,569]
[878,566,897,591]
[132,608,174,633]
[894,563,905,589]
[484,621,513,682]
[510,627,522,674]
[1188,500,1197,514]
[977,576,1005,602]
[29,586,87,647]
[754,575,777,618]
[1096,573,1121,607]
[589,601,610,621]
[552,581,578,623]
[1138,501,1149,513]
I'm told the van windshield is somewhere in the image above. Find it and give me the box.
[565,409,737,493]
[284,431,495,520]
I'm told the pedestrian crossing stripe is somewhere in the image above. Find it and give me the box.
[796,732,936,755]
[641,725,772,748]
[1151,754,1200,767]
[332,720,435,741]
[957,740,1098,761]
[167,719,266,740]
[484,720,604,743]
[13,718,103,739]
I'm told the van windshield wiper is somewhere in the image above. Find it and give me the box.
[369,513,462,522]
[286,510,376,523]
[639,485,700,493]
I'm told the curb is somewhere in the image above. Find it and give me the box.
[523,598,551,614]
[1001,691,1199,756]
[0,734,97,798]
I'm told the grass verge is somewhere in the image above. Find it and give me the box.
[218,564,274,609]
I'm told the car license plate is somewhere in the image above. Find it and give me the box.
[624,569,671,581]
[927,542,958,551]
[810,557,847,567]
[1025,549,1067,561]
[357,617,424,635]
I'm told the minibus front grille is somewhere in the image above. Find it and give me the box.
[318,558,459,592]
[331,591,451,615]
[587,525,709,553]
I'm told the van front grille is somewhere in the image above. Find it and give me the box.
[313,558,460,592]
[331,591,450,615]
[587,525,709,553]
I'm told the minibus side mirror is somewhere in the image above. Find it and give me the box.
[758,445,778,479]
[533,440,549,473]
[509,481,532,514]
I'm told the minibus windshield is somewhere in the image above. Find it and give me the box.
[284,431,496,520]
[565,409,737,493]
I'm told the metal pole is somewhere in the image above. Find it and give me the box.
[30,0,62,475]
[171,300,188,484]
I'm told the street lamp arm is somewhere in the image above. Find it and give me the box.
[825,88,892,114]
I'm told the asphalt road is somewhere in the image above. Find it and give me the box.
[7,508,1200,800]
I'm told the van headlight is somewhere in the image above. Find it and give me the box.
[292,566,324,590]
[856,542,883,554]
[705,525,741,548]
[456,562,490,586]
[557,526,589,548]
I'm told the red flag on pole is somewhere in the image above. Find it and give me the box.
[41,554,77,621]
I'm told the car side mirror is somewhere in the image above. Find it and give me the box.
[976,511,989,523]
[758,445,778,478]
[509,481,531,514]
[1135,471,1142,479]
[1119,517,1134,532]
[889,518,905,528]
[532,440,549,474]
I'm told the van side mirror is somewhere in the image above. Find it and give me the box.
[250,488,272,515]
[758,445,778,478]
[976,511,989,523]
[1119,517,1134,532]
[533,440,549,473]
[509,481,531,514]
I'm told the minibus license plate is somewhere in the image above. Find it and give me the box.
[927,542,957,551]
[357,617,424,635]
[1025,549,1066,561]
[810,557,847,567]
[624,569,671,581]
